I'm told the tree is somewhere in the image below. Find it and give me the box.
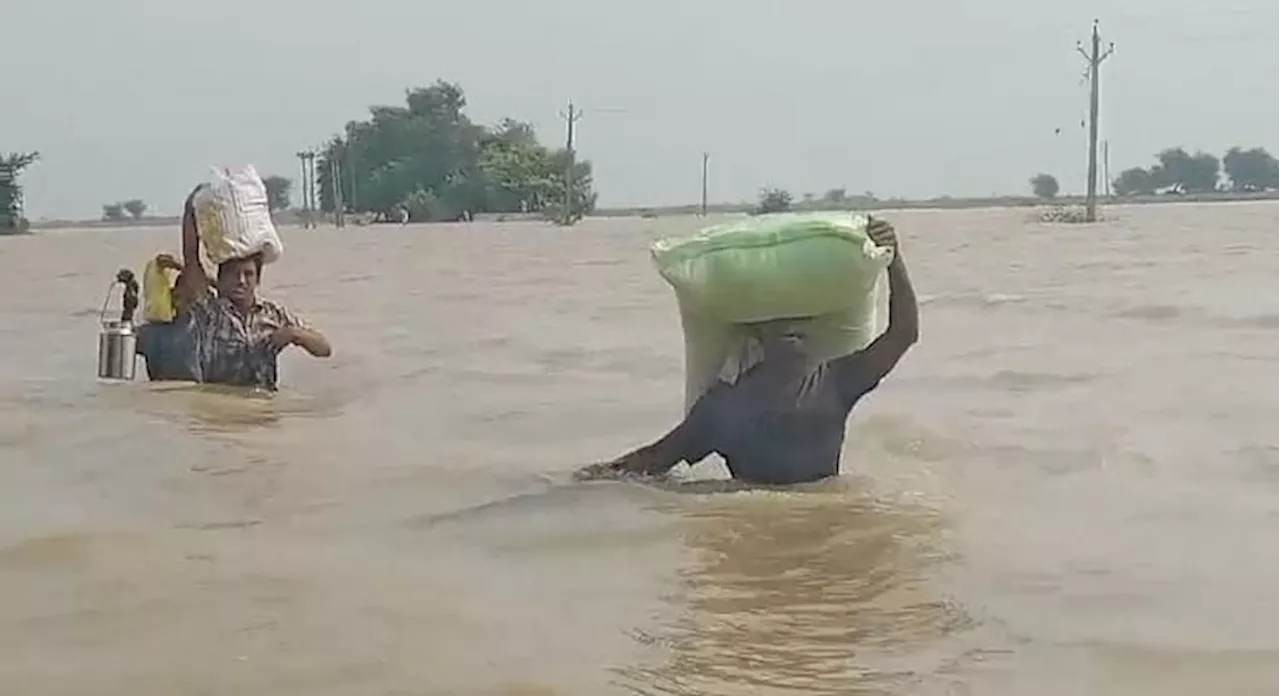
[1030,173,1060,199]
[540,149,597,224]
[0,151,40,232]
[821,188,847,205]
[102,203,126,222]
[1150,148,1220,193]
[401,187,445,221]
[312,81,596,224]
[262,175,292,212]
[755,188,792,214]
[1112,167,1156,197]
[123,199,147,220]
[1222,147,1279,192]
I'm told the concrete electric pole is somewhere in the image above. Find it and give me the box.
[1077,19,1115,222]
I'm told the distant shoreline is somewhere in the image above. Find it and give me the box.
[16,189,1276,232]
[593,190,1277,219]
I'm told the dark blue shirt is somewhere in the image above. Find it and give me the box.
[135,316,201,382]
[666,358,881,485]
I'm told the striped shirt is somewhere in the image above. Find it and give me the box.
[186,289,307,391]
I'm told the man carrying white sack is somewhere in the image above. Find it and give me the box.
[576,218,918,485]
[176,182,332,391]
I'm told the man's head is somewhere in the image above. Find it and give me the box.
[746,319,813,370]
[216,253,264,310]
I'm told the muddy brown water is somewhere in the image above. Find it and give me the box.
[0,202,1275,695]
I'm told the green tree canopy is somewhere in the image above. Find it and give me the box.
[102,203,126,222]
[1222,147,1278,192]
[821,188,847,204]
[755,188,792,214]
[1109,146,1260,197]
[0,151,40,231]
[262,175,292,212]
[1030,173,1060,199]
[312,81,596,223]
[1112,167,1156,197]
[123,199,147,220]
[1150,148,1220,193]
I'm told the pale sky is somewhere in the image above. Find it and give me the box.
[4,0,1277,218]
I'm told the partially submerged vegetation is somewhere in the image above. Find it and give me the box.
[0,151,39,234]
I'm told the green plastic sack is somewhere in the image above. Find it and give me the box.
[651,212,894,409]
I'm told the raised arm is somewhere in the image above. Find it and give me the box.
[831,219,920,402]
[176,186,210,299]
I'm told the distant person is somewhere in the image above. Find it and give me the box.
[175,187,332,390]
[576,218,919,486]
[398,206,410,225]
[135,253,201,382]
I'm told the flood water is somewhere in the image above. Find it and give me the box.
[0,202,1275,695]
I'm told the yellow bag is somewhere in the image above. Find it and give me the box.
[142,257,178,323]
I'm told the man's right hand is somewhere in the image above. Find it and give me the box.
[574,452,662,481]
[574,460,628,481]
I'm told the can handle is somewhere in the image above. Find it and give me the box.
[100,269,140,326]
[98,281,118,327]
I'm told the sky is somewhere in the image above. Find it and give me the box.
[3,0,1277,218]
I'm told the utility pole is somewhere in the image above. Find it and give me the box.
[700,152,710,216]
[295,150,313,229]
[305,151,318,227]
[331,148,345,229]
[560,100,584,225]
[308,153,314,227]
[1077,19,1114,222]
[347,145,358,212]
[1102,140,1111,198]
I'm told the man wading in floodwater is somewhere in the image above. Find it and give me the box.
[576,218,919,486]
[175,186,333,390]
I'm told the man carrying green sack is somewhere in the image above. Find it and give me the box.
[576,217,919,485]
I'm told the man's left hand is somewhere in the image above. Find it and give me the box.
[867,217,898,252]
[268,326,299,351]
